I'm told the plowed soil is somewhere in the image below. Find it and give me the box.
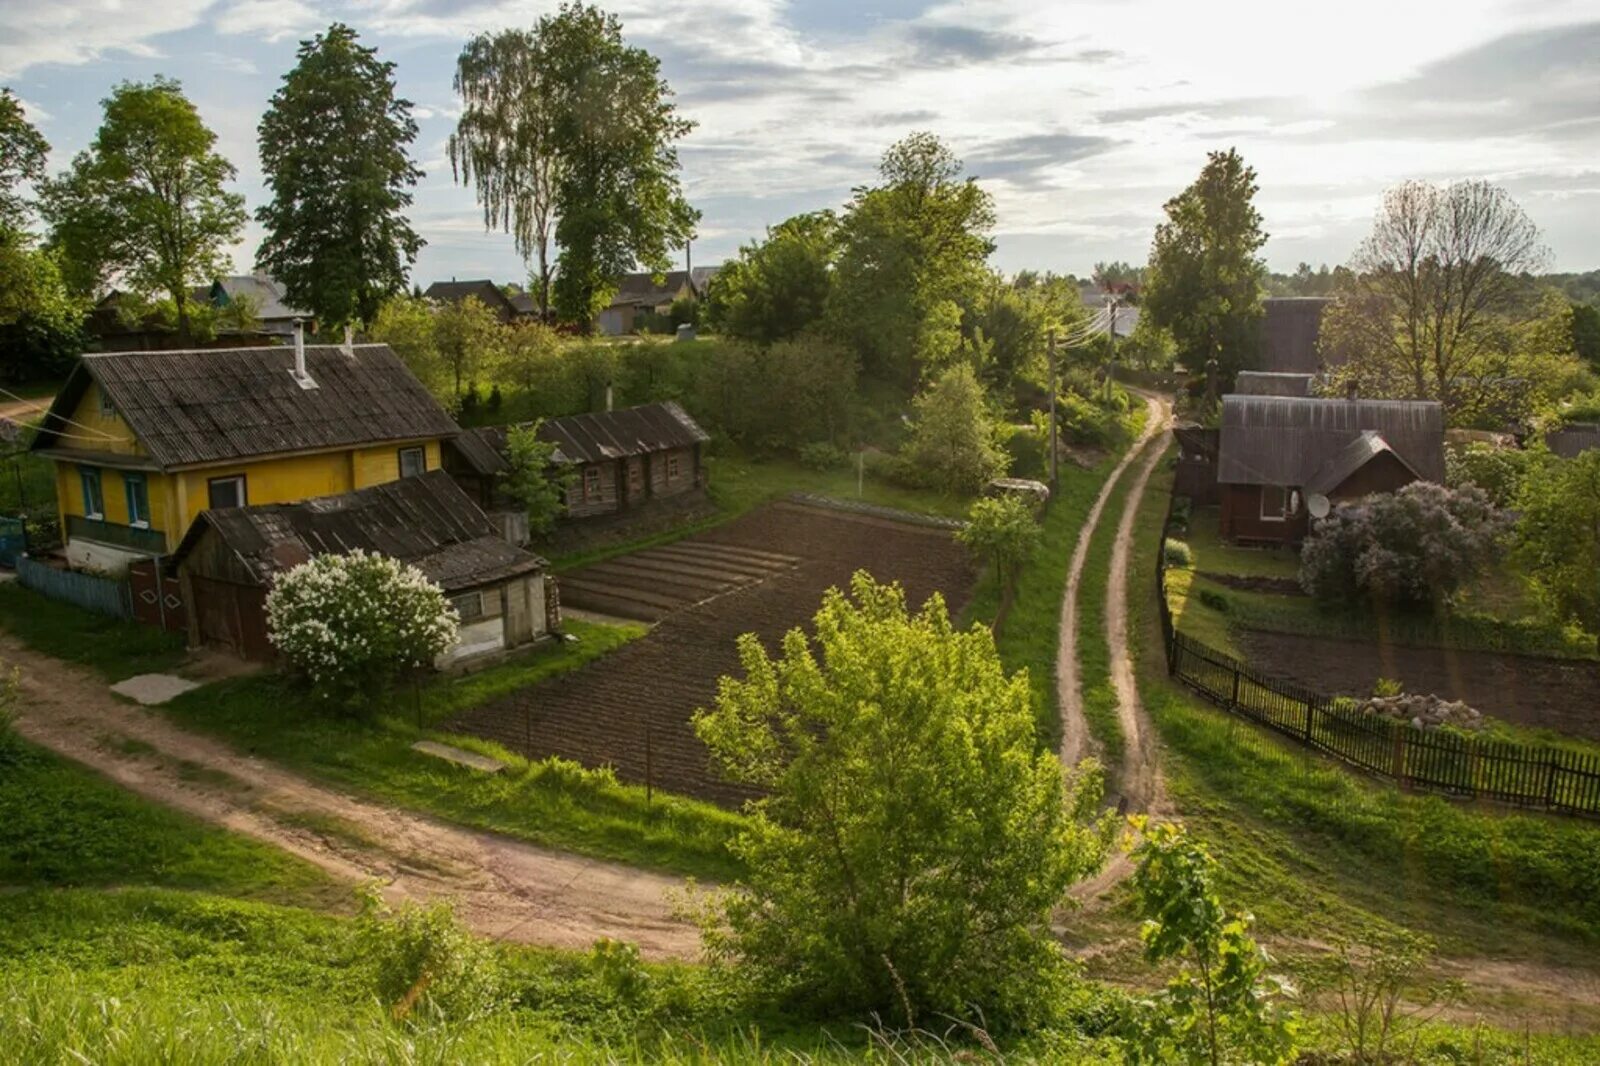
[448,502,975,804]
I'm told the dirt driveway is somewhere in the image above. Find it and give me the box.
[1,634,699,959]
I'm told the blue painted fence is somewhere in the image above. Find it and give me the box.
[16,555,133,620]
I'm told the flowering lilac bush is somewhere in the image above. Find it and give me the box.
[1298,482,1511,612]
[266,550,459,711]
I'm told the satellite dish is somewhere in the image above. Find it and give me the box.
[1307,493,1331,519]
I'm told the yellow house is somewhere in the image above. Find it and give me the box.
[30,338,462,575]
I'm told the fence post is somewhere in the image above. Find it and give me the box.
[1230,665,1240,709]
[1544,751,1559,810]
[1390,725,1407,788]
[1303,697,1314,744]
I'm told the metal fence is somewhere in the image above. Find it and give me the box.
[1156,500,1600,818]
[16,555,133,620]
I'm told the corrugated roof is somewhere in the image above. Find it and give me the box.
[1545,423,1600,460]
[609,270,696,308]
[1218,395,1445,487]
[171,470,545,591]
[464,403,710,467]
[32,344,460,470]
[1235,371,1314,397]
[208,274,307,324]
[1303,431,1421,495]
[423,279,518,320]
[451,426,511,476]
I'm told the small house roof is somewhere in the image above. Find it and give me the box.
[171,470,545,592]
[1545,423,1600,460]
[1234,371,1315,397]
[608,270,697,308]
[31,344,460,470]
[1303,430,1421,495]
[423,279,519,321]
[463,402,710,468]
[203,274,307,324]
[1217,395,1444,488]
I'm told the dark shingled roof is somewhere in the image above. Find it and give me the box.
[608,270,697,308]
[1545,423,1600,460]
[1234,371,1315,397]
[171,470,545,592]
[462,402,710,468]
[32,344,460,470]
[1259,297,1333,374]
[1218,395,1444,488]
[423,279,518,321]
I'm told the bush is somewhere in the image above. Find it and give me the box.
[1162,538,1192,568]
[899,364,1008,495]
[265,551,460,713]
[1298,483,1512,612]
[356,886,506,1024]
[797,441,849,471]
[691,334,856,454]
[1373,676,1404,698]
[1445,442,1539,509]
[1197,587,1230,613]
[960,495,1043,592]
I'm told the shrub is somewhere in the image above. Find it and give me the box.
[960,495,1043,592]
[1162,538,1192,568]
[1197,587,1230,613]
[1298,483,1512,612]
[691,334,856,454]
[1372,676,1404,698]
[1444,442,1539,509]
[797,441,849,471]
[356,886,506,1024]
[899,364,1008,495]
[266,551,460,712]
[1515,449,1600,651]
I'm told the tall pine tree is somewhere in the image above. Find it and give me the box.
[256,23,423,329]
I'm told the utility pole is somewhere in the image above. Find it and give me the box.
[1105,294,1119,400]
[1048,329,1059,489]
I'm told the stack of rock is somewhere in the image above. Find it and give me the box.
[1357,693,1485,732]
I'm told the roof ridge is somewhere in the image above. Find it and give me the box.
[84,343,390,358]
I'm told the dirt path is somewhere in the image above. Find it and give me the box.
[1058,394,1166,768]
[0,635,699,960]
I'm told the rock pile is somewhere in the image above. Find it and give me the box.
[1357,693,1485,732]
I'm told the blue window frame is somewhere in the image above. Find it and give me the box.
[79,468,104,519]
[124,474,150,528]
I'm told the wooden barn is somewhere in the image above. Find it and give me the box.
[171,471,554,663]
[446,401,710,523]
[1216,395,1445,544]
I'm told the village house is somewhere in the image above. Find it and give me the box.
[596,269,715,336]
[198,274,311,339]
[446,401,710,525]
[29,329,461,576]
[1212,393,1446,545]
[171,471,553,663]
[423,278,523,324]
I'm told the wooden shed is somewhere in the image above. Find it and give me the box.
[171,471,554,663]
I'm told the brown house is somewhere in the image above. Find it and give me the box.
[171,470,553,662]
[447,401,710,522]
[424,279,522,324]
[1216,395,1445,544]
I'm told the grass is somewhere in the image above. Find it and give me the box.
[1130,464,1600,963]
[1178,508,1301,580]
[156,621,747,881]
[0,581,187,679]
[0,450,56,516]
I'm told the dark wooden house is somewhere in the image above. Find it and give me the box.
[423,279,522,324]
[171,470,553,662]
[1545,423,1600,459]
[446,401,710,522]
[1216,395,1445,544]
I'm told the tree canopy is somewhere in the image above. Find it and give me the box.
[703,211,838,344]
[1515,450,1600,652]
[0,89,49,236]
[256,23,424,329]
[692,572,1111,1030]
[1142,148,1267,387]
[900,363,1008,494]
[41,77,244,342]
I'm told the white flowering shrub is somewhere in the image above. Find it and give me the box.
[266,550,459,712]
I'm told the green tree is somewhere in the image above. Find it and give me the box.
[368,292,446,395]
[434,295,504,402]
[830,133,996,385]
[0,88,49,236]
[0,242,85,382]
[1142,149,1267,386]
[41,78,244,342]
[536,4,697,327]
[502,422,571,536]
[256,23,424,329]
[1574,303,1600,367]
[959,495,1042,594]
[691,334,856,453]
[901,363,1007,494]
[1123,819,1299,1065]
[450,29,562,320]
[703,211,838,343]
[1515,449,1600,652]
[692,572,1112,1030]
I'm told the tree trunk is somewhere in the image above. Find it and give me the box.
[174,288,192,345]
[537,241,551,322]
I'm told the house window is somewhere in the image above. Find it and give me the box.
[208,475,247,510]
[667,454,681,480]
[399,446,426,478]
[124,474,150,528]
[1260,485,1287,522]
[97,387,115,419]
[629,461,643,492]
[80,468,104,519]
[451,591,484,622]
[584,466,602,501]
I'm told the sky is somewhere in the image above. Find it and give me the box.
[4,0,1599,287]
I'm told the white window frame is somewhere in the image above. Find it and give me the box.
[208,475,247,510]
[398,445,426,478]
[1259,484,1288,522]
[667,454,681,480]
[124,474,150,529]
[80,468,104,520]
[584,466,602,501]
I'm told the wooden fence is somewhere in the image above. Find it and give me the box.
[17,555,133,620]
[1155,501,1600,818]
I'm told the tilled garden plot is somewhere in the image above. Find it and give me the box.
[448,502,975,805]
[559,541,801,621]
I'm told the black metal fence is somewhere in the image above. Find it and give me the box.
[1155,501,1600,818]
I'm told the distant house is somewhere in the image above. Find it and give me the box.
[424,279,521,324]
[198,274,310,338]
[1545,423,1600,459]
[171,471,552,663]
[1215,394,1445,544]
[29,332,461,575]
[1234,371,1315,397]
[446,401,710,522]
[85,275,310,350]
[1257,297,1334,374]
[597,270,702,336]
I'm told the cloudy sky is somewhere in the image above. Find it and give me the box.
[5,0,1598,285]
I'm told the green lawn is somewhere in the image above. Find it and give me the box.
[1178,506,1301,580]
[157,621,747,882]
[0,450,56,516]
[0,581,187,679]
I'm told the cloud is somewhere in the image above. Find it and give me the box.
[902,24,1041,64]
[212,0,322,43]
[0,0,215,78]
[965,131,1121,189]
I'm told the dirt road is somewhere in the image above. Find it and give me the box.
[1,634,699,960]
